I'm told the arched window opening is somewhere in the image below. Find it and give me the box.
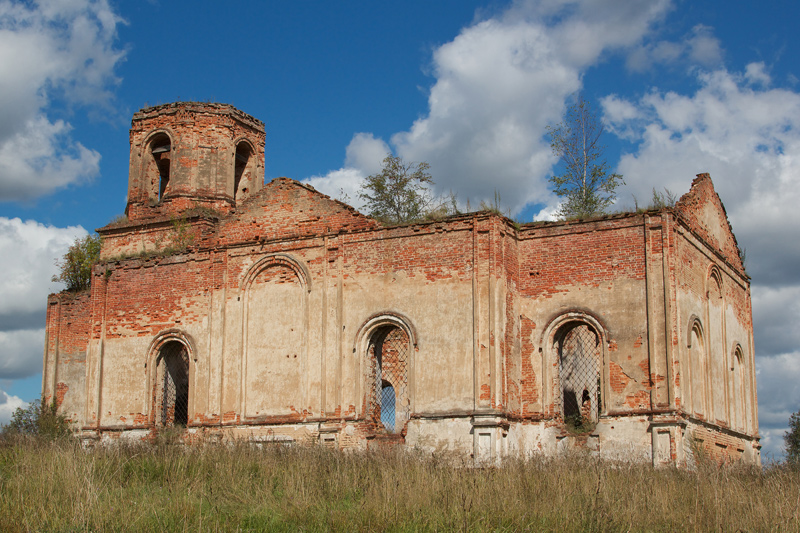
[154,341,189,427]
[706,271,724,421]
[690,323,706,418]
[556,322,601,432]
[367,325,409,434]
[233,142,252,202]
[733,346,745,431]
[149,134,171,201]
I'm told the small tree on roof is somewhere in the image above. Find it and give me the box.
[51,233,102,291]
[358,154,435,225]
[547,94,623,219]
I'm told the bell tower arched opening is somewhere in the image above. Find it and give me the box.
[147,133,172,202]
[234,141,252,202]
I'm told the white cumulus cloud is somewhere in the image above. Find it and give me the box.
[306,0,672,214]
[0,217,85,318]
[0,388,27,425]
[0,217,86,380]
[0,0,125,201]
[0,329,47,380]
[304,133,391,210]
[755,352,800,460]
[605,64,800,286]
[626,24,723,73]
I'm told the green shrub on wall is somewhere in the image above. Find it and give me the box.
[52,233,102,291]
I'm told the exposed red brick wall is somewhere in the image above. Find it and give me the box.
[102,254,217,339]
[44,291,91,417]
[673,173,745,273]
[341,221,474,281]
[519,216,647,297]
[218,178,379,246]
[519,315,539,415]
[126,102,265,221]
[46,291,92,355]
[55,382,68,409]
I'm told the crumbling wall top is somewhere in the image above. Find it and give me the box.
[132,102,264,132]
[673,173,746,276]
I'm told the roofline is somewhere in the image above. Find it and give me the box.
[132,101,264,130]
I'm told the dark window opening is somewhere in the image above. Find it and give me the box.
[234,142,252,202]
[557,323,601,432]
[154,341,189,427]
[150,135,171,201]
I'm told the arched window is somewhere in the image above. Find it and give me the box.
[367,325,410,433]
[154,340,189,427]
[148,133,172,201]
[689,321,706,418]
[732,345,745,431]
[233,141,252,202]
[706,268,724,421]
[556,322,601,430]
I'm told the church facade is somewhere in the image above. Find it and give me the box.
[43,102,760,465]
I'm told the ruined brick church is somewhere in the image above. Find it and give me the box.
[43,102,760,465]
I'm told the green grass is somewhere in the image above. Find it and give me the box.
[0,438,797,531]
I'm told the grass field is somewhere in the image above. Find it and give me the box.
[0,437,797,531]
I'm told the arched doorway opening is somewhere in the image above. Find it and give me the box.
[153,340,190,427]
[556,322,601,431]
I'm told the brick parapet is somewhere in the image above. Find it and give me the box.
[132,102,264,131]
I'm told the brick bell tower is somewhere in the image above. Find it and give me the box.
[125,102,265,220]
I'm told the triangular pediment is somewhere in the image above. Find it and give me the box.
[673,173,745,273]
[217,178,378,244]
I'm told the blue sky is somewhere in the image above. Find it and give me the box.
[1,0,798,459]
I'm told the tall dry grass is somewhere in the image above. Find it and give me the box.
[0,438,797,531]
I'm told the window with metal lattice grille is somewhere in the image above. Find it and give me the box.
[557,323,601,430]
[367,326,409,433]
[154,341,189,427]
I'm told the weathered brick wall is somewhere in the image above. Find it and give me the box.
[98,216,218,260]
[690,422,757,463]
[516,215,653,419]
[673,216,755,437]
[503,223,521,416]
[45,175,759,462]
[339,220,476,417]
[90,252,217,428]
[126,102,265,221]
[85,202,482,432]
[44,291,92,426]
[217,178,379,246]
[673,173,744,272]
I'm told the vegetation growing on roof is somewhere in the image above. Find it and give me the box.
[51,233,102,292]
[547,94,624,219]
